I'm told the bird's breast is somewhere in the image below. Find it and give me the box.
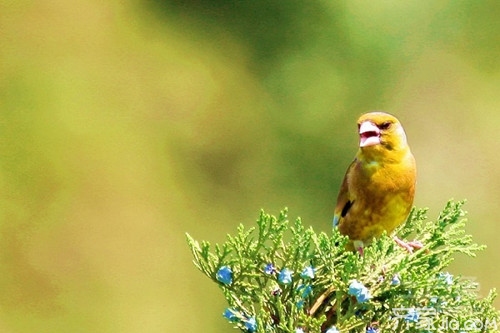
[340,157,416,241]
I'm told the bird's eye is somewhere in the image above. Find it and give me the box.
[379,121,392,130]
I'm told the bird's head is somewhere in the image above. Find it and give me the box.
[357,112,409,153]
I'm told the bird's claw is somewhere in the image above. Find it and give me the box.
[394,237,423,253]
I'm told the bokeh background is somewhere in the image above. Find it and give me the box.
[1,1,499,332]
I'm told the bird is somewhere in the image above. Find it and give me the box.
[333,112,417,254]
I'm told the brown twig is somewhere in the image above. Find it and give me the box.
[309,285,336,316]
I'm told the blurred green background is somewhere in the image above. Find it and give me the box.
[1,0,499,332]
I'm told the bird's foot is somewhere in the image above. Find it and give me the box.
[394,237,423,253]
[353,240,365,256]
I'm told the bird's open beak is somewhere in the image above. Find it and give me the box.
[359,121,380,147]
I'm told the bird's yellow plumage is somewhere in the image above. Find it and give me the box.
[333,112,416,252]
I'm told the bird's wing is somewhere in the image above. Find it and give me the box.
[333,159,355,227]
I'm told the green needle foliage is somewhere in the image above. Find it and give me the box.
[186,200,499,333]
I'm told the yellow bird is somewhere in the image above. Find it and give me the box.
[333,112,417,253]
